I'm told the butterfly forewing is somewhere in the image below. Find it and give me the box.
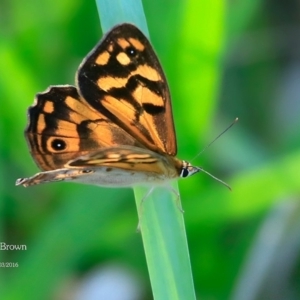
[77,23,177,156]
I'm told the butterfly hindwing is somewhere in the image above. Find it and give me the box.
[77,23,177,156]
[26,85,140,171]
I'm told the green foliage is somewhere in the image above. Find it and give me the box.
[1,0,300,299]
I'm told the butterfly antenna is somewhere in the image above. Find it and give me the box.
[191,117,238,162]
[199,167,232,191]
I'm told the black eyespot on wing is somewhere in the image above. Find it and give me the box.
[125,46,137,57]
[51,139,66,151]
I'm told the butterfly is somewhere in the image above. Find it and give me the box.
[16,23,210,188]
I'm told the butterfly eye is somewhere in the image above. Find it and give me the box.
[125,46,137,57]
[51,139,67,151]
[180,167,190,178]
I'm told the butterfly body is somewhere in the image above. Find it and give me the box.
[16,23,201,188]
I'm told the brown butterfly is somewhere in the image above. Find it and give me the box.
[16,23,220,188]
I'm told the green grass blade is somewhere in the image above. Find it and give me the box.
[135,184,196,300]
[95,0,148,35]
[95,1,196,299]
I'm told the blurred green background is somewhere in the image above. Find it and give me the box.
[1,0,300,299]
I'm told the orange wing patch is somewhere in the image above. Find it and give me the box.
[116,52,131,65]
[95,51,110,65]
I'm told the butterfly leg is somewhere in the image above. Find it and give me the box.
[136,186,155,231]
[168,186,184,213]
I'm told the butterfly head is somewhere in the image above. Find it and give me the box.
[180,161,200,178]
[179,160,231,190]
